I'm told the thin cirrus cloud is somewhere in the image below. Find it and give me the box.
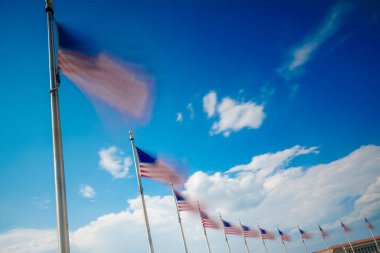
[79,184,96,199]
[278,2,354,80]
[176,112,183,122]
[1,145,379,253]
[202,91,265,137]
[98,146,132,179]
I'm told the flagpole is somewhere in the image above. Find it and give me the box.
[239,220,250,253]
[319,224,331,253]
[341,221,355,253]
[366,217,380,252]
[45,1,70,253]
[219,213,232,253]
[197,201,212,253]
[277,225,288,253]
[170,184,189,253]
[258,225,269,253]
[130,131,155,253]
[298,225,309,253]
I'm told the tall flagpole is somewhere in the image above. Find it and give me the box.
[239,220,250,253]
[170,184,189,253]
[298,225,309,253]
[319,224,331,253]
[277,225,288,253]
[366,217,380,252]
[219,213,232,253]
[130,131,155,253]
[258,225,269,253]
[197,201,212,253]
[341,221,355,253]
[45,1,70,253]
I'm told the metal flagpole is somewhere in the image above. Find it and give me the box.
[258,225,269,253]
[239,220,250,253]
[197,201,212,253]
[319,225,331,253]
[170,184,189,253]
[298,225,309,253]
[45,1,70,253]
[277,225,288,253]
[130,131,155,253]
[219,213,232,253]
[366,217,380,252]
[341,221,355,253]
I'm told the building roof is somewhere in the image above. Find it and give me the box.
[314,236,380,253]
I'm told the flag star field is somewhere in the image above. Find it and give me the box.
[0,0,379,253]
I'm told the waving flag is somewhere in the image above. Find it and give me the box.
[200,211,220,229]
[259,228,275,240]
[57,24,153,122]
[136,147,184,186]
[319,225,329,238]
[299,228,312,239]
[222,220,242,235]
[241,225,259,238]
[341,221,351,232]
[278,229,291,241]
[174,190,196,212]
[365,217,374,230]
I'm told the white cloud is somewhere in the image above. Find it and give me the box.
[186,103,194,119]
[99,146,132,179]
[279,2,353,79]
[79,184,96,199]
[203,91,217,118]
[211,97,265,137]
[176,112,183,122]
[2,145,380,253]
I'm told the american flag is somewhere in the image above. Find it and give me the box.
[174,190,195,212]
[319,225,329,238]
[299,228,312,239]
[278,229,291,241]
[341,222,351,232]
[365,217,374,230]
[259,228,275,240]
[136,147,184,186]
[222,220,242,235]
[200,211,219,229]
[241,225,259,238]
[57,25,153,121]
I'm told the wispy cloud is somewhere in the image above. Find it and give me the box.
[278,2,354,80]
[176,112,183,122]
[202,91,265,137]
[186,103,195,119]
[98,146,132,179]
[79,184,96,199]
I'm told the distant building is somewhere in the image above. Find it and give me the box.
[314,236,380,253]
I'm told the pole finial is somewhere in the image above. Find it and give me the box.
[129,130,134,140]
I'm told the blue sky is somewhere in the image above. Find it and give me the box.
[0,0,380,253]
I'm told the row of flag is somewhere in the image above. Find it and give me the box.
[132,143,379,253]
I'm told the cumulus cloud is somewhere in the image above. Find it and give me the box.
[202,91,265,137]
[2,145,380,253]
[211,97,265,136]
[203,91,217,118]
[99,146,132,179]
[279,2,354,80]
[176,112,183,122]
[79,184,96,199]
